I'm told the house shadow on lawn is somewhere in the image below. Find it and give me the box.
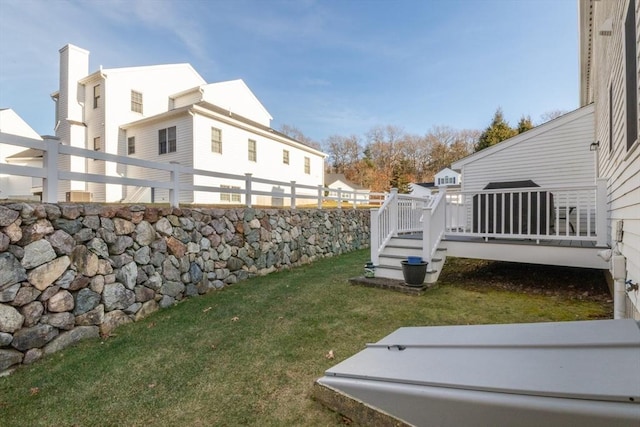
[439,258,612,305]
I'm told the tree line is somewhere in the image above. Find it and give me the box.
[281,108,566,193]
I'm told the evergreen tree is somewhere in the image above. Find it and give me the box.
[516,115,534,133]
[474,108,517,152]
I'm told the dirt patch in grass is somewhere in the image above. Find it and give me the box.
[440,258,612,313]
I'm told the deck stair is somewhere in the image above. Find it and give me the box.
[376,235,447,284]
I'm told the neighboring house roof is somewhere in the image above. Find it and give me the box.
[413,182,435,188]
[5,148,43,160]
[78,63,206,86]
[451,104,595,170]
[325,173,368,190]
[201,80,273,124]
[435,167,459,177]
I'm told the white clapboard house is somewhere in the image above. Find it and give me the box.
[16,44,325,204]
[371,0,639,320]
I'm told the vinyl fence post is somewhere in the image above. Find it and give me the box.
[290,181,296,209]
[42,137,59,203]
[169,161,180,208]
[317,185,323,209]
[337,187,342,209]
[245,173,253,208]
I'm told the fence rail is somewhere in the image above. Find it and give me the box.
[0,132,386,209]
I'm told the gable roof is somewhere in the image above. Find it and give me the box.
[201,80,272,123]
[451,104,594,170]
[78,63,206,86]
[325,173,367,190]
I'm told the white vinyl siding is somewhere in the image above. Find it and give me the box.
[190,114,325,206]
[124,114,194,203]
[589,0,640,318]
[456,106,596,192]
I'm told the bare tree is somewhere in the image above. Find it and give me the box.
[279,124,321,149]
[324,134,361,174]
[538,110,567,124]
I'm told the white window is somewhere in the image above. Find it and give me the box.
[93,136,101,151]
[220,185,241,203]
[93,85,100,108]
[211,127,222,153]
[159,126,176,154]
[304,156,310,174]
[283,149,289,164]
[131,90,143,113]
[248,139,257,162]
[127,137,135,155]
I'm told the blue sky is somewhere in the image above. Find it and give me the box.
[0,0,579,143]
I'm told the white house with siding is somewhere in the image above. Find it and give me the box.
[579,0,639,319]
[434,167,461,187]
[0,109,45,200]
[371,0,640,321]
[451,105,595,192]
[50,44,325,204]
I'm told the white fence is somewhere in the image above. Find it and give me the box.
[0,132,385,209]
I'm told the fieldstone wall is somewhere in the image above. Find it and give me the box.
[0,203,370,374]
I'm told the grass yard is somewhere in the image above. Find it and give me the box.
[0,250,611,426]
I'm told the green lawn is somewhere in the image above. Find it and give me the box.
[0,250,611,426]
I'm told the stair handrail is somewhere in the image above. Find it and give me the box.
[422,188,447,265]
[370,188,399,265]
[122,185,148,203]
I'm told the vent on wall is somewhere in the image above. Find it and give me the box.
[599,18,613,36]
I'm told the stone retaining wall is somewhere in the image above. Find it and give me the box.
[0,203,370,374]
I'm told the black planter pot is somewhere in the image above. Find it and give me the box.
[401,260,428,286]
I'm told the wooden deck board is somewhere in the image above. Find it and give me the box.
[396,233,599,249]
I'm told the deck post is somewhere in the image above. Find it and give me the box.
[595,177,607,247]
[389,188,399,237]
[422,205,431,265]
[370,208,380,265]
[42,137,59,203]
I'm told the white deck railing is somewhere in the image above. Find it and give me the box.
[0,132,386,209]
[370,189,435,264]
[444,181,607,246]
[369,180,608,266]
[422,190,447,265]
